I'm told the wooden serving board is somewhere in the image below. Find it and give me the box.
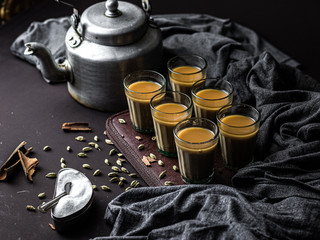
[105,110,234,187]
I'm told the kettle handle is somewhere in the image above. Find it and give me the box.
[142,0,151,17]
[55,0,82,38]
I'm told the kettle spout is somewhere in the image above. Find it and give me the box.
[24,42,72,83]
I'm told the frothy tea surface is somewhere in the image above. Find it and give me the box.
[171,66,202,82]
[128,81,162,100]
[155,102,188,115]
[177,127,215,143]
[196,88,228,100]
[220,115,256,135]
[222,114,254,126]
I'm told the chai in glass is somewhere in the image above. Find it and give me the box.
[192,78,233,123]
[217,104,260,171]
[150,91,193,157]
[124,70,166,133]
[174,118,219,184]
[167,55,207,97]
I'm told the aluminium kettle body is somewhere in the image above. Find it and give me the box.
[25,0,163,112]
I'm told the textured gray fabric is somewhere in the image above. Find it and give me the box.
[10,14,299,82]
[10,17,70,79]
[10,13,320,239]
[94,52,320,240]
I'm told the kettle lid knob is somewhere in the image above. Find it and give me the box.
[105,0,122,18]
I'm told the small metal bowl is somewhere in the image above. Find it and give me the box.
[51,168,94,232]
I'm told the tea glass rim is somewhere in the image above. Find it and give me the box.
[123,70,166,95]
[150,91,193,116]
[191,78,234,102]
[173,117,219,146]
[167,54,208,76]
[216,103,261,129]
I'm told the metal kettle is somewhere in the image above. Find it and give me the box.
[24,0,163,112]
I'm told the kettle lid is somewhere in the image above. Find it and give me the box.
[80,0,147,46]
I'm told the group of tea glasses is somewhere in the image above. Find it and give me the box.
[123,54,260,184]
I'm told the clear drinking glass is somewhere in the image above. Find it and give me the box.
[124,70,166,133]
[150,91,193,157]
[217,104,260,171]
[167,55,207,97]
[192,78,233,123]
[174,118,219,184]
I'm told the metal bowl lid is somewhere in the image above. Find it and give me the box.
[80,0,147,46]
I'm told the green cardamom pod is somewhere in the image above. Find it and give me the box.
[110,177,119,183]
[45,172,56,178]
[133,181,140,188]
[94,136,99,142]
[159,170,167,179]
[92,185,97,190]
[38,192,46,199]
[125,186,132,191]
[111,166,121,172]
[82,147,92,152]
[93,169,101,176]
[78,152,87,158]
[128,173,138,178]
[104,159,110,165]
[60,157,65,163]
[150,153,156,160]
[119,177,126,182]
[61,163,67,169]
[165,181,174,186]
[118,118,126,124]
[26,205,36,211]
[75,136,85,141]
[82,163,92,169]
[173,165,179,172]
[101,185,111,191]
[121,167,129,173]
[130,180,139,187]
[105,139,113,145]
[158,160,164,166]
[116,159,122,166]
[138,144,144,150]
[43,145,51,151]
[108,172,118,177]
[109,148,117,156]
[66,146,71,152]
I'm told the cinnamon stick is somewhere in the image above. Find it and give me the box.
[0,141,32,181]
[62,122,92,131]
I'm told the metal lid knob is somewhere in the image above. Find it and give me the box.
[81,1,148,46]
[105,0,122,18]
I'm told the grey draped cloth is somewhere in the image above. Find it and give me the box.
[11,14,320,240]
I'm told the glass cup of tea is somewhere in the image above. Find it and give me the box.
[192,78,233,123]
[150,91,193,157]
[217,104,260,171]
[167,54,207,97]
[124,70,166,133]
[174,117,219,184]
